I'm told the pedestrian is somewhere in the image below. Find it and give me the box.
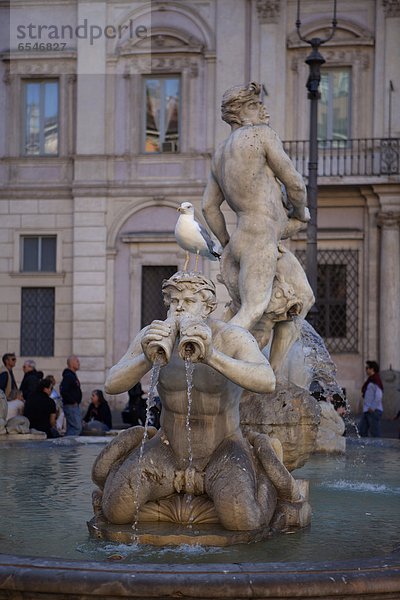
[148,395,162,429]
[20,360,43,401]
[24,377,59,438]
[121,382,147,426]
[60,355,82,436]
[359,360,384,437]
[83,389,112,433]
[0,353,18,400]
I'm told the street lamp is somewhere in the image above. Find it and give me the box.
[296,0,337,326]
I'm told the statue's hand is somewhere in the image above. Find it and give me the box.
[178,319,212,363]
[290,206,310,223]
[141,319,177,364]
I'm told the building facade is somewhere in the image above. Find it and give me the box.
[0,0,399,412]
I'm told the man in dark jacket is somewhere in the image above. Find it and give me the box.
[20,360,43,401]
[24,377,58,438]
[60,355,82,436]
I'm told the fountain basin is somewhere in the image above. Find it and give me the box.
[1,553,400,599]
[0,436,399,598]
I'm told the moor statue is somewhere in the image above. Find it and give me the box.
[92,272,309,534]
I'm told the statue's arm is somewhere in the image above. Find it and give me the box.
[105,330,152,395]
[262,128,308,217]
[202,171,230,248]
[206,327,276,394]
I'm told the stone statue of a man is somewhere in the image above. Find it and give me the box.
[202,82,314,371]
[95,272,304,531]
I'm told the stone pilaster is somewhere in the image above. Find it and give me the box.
[71,194,108,399]
[256,0,286,134]
[377,211,400,370]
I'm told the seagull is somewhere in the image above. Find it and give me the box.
[175,202,221,271]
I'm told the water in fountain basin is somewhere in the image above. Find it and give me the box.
[0,438,398,562]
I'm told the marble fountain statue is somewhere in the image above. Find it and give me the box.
[1,83,399,599]
[88,82,325,545]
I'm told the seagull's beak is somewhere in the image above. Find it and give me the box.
[177,207,182,212]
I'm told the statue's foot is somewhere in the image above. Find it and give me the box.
[270,479,311,531]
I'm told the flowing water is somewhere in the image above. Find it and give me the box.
[184,358,194,473]
[184,358,195,527]
[0,438,399,563]
[132,359,161,536]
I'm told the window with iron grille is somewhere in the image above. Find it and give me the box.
[141,266,177,328]
[21,235,57,272]
[296,249,358,353]
[143,77,180,153]
[23,80,59,156]
[20,287,55,356]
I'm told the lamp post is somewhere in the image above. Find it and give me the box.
[296,0,337,326]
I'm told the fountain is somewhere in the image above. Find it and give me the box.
[0,436,399,598]
[87,270,312,546]
[1,82,399,597]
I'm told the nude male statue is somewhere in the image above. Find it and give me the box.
[94,272,302,531]
[202,81,314,372]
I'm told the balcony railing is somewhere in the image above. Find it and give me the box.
[283,138,400,178]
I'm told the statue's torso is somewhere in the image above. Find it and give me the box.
[157,339,242,466]
[213,126,287,233]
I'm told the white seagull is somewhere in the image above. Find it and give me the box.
[175,202,221,271]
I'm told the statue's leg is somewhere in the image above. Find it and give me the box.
[101,432,177,524]
[250,313,275,350]
[205,434,276,531]
[92,426,158,488]
[247,432,302,501]
[229,239,278,331]
[220,243,241,309]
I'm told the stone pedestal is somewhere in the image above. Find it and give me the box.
[87,517,271,547]
[88,481,311,546]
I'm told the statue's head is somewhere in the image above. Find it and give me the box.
[162,272,217,318]
[221,82,269,127]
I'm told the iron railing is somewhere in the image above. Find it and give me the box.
[283,138,399,178]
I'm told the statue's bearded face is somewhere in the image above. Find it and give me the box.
[238,98,270,126]
[165,289,210,320]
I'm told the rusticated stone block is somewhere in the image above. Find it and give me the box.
[240,382,320,471]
